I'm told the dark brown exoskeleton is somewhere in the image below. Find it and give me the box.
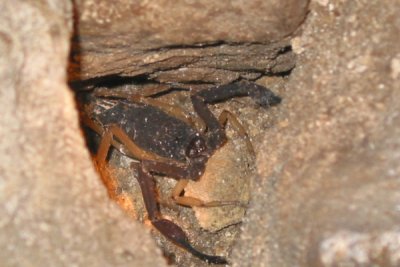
[82,80,281,264]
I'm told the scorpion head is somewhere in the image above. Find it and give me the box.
[185,134,210,180]
[186,134,208,159]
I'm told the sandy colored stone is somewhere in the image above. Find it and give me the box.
[69,0,307,80]
[5,0,399,266]
[76,0,309,47]
[0,1,166,267]
[185,128,254,232]
[232,1,400,266]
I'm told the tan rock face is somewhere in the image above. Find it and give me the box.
[67,0,303,264]
[0,1,166,267]
[8,0,400,267]
[232,1,400,266]
[77,0,308,46]
[70,0,308,80]
[185,126,254,232]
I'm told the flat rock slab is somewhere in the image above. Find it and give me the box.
[70,0,309,80]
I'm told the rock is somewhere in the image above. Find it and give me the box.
[69,0,308,80]
[185,126,254,232]
[9,0,399,266]
[0,1,167,267]
[232,1,400,266]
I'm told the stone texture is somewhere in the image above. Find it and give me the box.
[232,0,400,266]
[0,1,304,266]
[185,123,254,232]
[69,0,308,80]
[76,0,308,46]
[0,1,166,267]
[5,0,399,266]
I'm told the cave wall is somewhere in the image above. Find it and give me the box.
[1,0,399,267]
[0,1,166,266]
[233,1,400,266]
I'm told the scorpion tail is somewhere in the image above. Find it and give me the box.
[152,219,228,265]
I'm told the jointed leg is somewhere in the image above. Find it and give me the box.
[140,159,244,208]
[96,127,113,166]
[191,81,281,151]
[191,94,227,151]
[94,124,175,167]
[131,162,227,264]
[191,81,281,153]
[218,110,255,156]
[171,179,245,208]
[82,113,136,159]
[92,126,227,263]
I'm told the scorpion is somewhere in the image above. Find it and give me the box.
[81,80,281,264]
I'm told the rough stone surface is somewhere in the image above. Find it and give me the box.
[76,0,308,47]
[4,0,399,267]
[69,0,308,80]
[0,1,166,267]
[185,131,254,233]
[232,0,400,266]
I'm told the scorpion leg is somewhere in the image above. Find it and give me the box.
[218,110,255,156]
[140,160,242,207]
[131,162,228,265]
[81,112,130,157]
[95,124,171,164]
[171,179,245,208]
[92,125,172,193]
[191,80,281,151]
[93,126,226,263]
[191,94,227,151]
[167,111,254,208]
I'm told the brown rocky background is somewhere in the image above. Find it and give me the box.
[1,0,399,267]
[0,1,167,266]
[232,1,400,266]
